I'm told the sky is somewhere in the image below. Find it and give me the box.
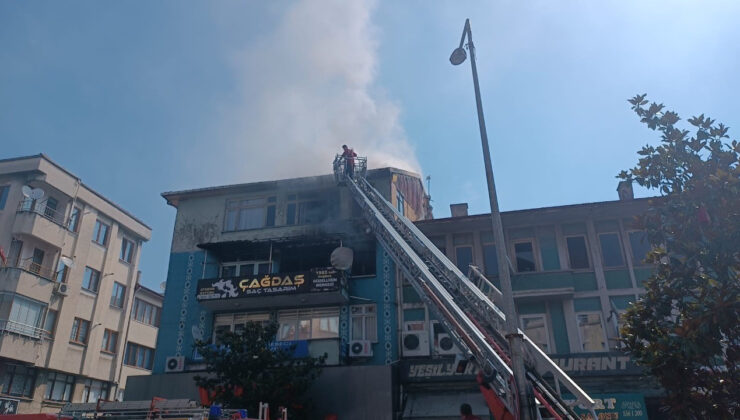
[2,1,739,289]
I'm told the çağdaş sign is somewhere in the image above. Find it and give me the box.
[196,267,342,301]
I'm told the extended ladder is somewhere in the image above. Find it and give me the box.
[336,161,595,419]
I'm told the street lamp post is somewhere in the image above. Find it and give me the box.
[450,18,534,419]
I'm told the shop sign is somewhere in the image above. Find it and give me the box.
[565,393,648,420]
[401,358,479,382]
[196,267,342,301]
[191,340,309,361]
[549,353,642,376]
[0,398,19,415]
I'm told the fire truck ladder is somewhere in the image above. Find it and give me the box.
[336,162,595,420]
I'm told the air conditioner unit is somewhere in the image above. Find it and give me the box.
[349,340,373,358]
[53,283,69,296]
[402,331,430,357]
[165,356,185,372]
[435,332,459,355]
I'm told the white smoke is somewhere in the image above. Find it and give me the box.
[214,0,420,181]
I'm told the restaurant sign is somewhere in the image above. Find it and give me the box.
[549,352,642,376]
[196,267,342,301]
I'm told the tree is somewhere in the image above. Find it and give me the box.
[194,322,325,420]
[618,94,739,419]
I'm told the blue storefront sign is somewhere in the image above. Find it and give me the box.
[192,340,309,361]
[565,393,648,420]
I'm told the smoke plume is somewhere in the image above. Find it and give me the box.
[215,0,420,181]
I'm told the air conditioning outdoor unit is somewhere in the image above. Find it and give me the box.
[435,332,459,355]
[349,340,373,358]
[402,331,430,357]
[165,356,185,372]
[53,283,69,296]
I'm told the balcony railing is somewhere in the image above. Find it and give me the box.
[16,199,66,226]
[0,319,51,340]
[1,258,56,280]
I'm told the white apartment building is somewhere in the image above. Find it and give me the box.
[0,154,159,413]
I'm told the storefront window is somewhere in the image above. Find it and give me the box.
[44,372,74,401]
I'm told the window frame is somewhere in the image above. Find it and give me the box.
[219,261,272,278]
[82,267,101,293]
[44,372,75,402]
[512,239,538,273]
[575,311,608,352]
[598,232,626,268]
[395,190,405,216]
[0,364,37,397]
[101,329,118,354]
[67,206,82,233]
[70,317,91,345]
[110,282,126,308]
[565,235,591,270]
[627,230,652,266]
[519,314,551,353]
[285,194,326,226]
[43,309,58,337]
[454,245,474,274]
[92,219,110,246]
[82,379,110,403]
[276,307,340,342]
[0,185,9,210]
[120,237,135,264]
[350,304,377,342]
[223,196,276,232]
[133,298,160,327]
[124,342,154,370]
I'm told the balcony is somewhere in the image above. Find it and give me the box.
[0,320,53,364]
[14,199,68,246]
[0,319,51,340]
[196,267,348,311]
[0,264,57,302]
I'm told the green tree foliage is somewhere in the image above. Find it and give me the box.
[194,322,325,420]
[619,94,739,419]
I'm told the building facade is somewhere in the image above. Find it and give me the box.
[130,168,430,419]
[409,191,662,419]
[0,154,159,413]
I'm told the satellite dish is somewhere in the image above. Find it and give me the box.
[191,325,203,341]
[159,281,167,292]
[21,186,32,198]
[330,247,354,270]
[29,188,45,200]
[60,256,75,268]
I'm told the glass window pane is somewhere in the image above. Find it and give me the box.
[521,316,549,352]
[297,320,311,340]
[239,264,254,276]
[628,231,651,264]
[566,236,590,269]
[257,263,270,275]
[577,313,607,351]
[278,323,296,341]
[221,266,236,278]
[365,317,377,341]
[351,318,363,340]
[483,244,498,276]
[599,233,624,267]
[286,203,296,225]
[515,242,536,272]
[455,246,473,273]
[266,206,276,227]
[225,209,237,231]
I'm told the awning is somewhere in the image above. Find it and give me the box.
[402,392,489,420]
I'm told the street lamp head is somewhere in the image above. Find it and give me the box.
[449,47,467,65]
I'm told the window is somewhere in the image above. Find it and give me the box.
[44,197,58,219]
[213,313,270,343]
[520,315,550,353]
[82,379,110,403]
[566,236,590,269]
[351,305,377,342]
[396,191,405,216]
[101,330,118,354]
[277,308,339,341]
[44,372,74,401]
[55,259,70,283]
[224,197,275,231]
[0,364,36,397]
[482,244,499,276]
[82,267,101,293]
[628,231,651,264]
[8,295,45,336]
[220,261,272,278]
[124,343,154,370]
[8,239,22,267]
[43,310,58,337]
[286,194,326,225]
[429,236,447,255]
[0,185,9,210]
[68,206,81,233]
[92,220,110,246]
[30,248,45,274]
[576,313,607,352]
[120,238,135,263]
[455,246,473,273]
[351,242,376,276]
[599,233,625,267]
[514,241,536,272]
[110,282,126,308]
[70,318,90,344]
[133,299,160,327]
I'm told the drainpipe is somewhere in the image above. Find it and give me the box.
[115,270,140,401]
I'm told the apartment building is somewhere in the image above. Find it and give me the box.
[408,186,661,419]
[0,154,158,413]
[125,168,431,419]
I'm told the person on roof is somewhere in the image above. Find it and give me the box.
[341,144,357,179]
[460,403,482,420]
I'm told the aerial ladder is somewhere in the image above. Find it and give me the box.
[333,156,596,420]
